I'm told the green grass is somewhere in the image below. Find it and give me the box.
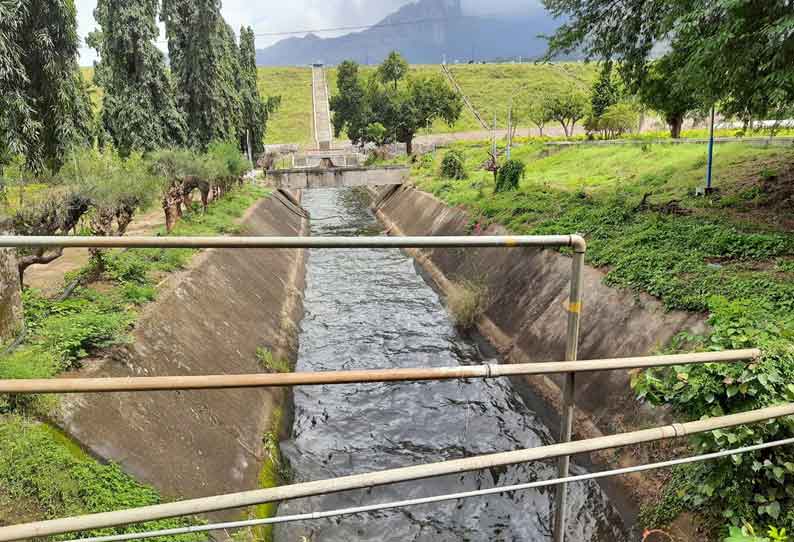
[0,184,268,531]
[255,347,291,374]
[410,139,794,534]
[257,67,314,146]
[252,405,290,542]
[0,416,205,541]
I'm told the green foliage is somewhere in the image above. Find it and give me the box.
[440,150,468,180]
[590,62,620,119]
[495,159,525,193]
[256,348,291,374]
[88,0,186,156]
[543,0,793,122]
[639,50,707,138]
[329,60,369,145]
[377,51,409,90]
[161,0,242,150]
[365,123,389,147]
[331,56,462,152]
[0,0,92,173]
[447,280,489,329]
[546,85,589,137]
[725,525,789,542]
[0,417,205,541]
[590,102,640,139]
[204,140,251,180]
[238,26,278,157]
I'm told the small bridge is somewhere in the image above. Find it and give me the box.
[266,165,408,190]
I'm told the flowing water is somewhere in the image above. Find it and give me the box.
[275,188,629,542]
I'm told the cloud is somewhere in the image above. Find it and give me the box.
[75,0,540,64]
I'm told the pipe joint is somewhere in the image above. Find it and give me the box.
[569,234,587,253]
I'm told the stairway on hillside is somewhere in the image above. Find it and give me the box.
[312,66,332,150]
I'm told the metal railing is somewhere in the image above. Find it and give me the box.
[0,234,777,542]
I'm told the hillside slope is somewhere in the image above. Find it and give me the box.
[256,0,561,66]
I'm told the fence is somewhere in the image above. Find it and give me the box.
[0,234,782,542]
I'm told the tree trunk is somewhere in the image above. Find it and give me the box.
[164,205,178,234]
[405,137,413,156]
[17,248,65,287]
[0,245,23,343]
[561,122,570,138]
[669,115,684,139]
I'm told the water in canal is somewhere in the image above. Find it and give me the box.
[275,188,629,542]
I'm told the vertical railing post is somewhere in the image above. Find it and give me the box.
[553,237,586,542]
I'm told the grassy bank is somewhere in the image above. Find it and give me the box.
[409,140,794,535]
[0,184,268,538]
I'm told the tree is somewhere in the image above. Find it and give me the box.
[365,123,389,147]
[547,87,589,137]
[377,51,409,91]
[161,0,241,150]
[526,99,553,137]
[598,103,639,139]
[0,0,92,173]
[89,0,186,157]
[329,60,370,146]
[639,52,706,138]
[393,76,463,155]
[590,62,620,120]
[543,0,794,122]
[237,26,279,159]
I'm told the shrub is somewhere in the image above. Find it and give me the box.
[446,280,489,329]
[495,159,526,193]
[440,150,467,180]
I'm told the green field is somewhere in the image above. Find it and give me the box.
[81,63,598,145]
[257,66,313,146]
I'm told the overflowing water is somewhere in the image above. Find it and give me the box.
[275,188,629,542]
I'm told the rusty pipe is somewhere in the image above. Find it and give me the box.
[0,349,760,394]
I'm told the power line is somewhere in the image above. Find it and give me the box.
[65,436,794,542]
[78,15,468,50]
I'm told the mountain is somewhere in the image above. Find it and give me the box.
[256,0,563,66]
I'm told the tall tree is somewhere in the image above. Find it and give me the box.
[0,0,92,173]
[237,26,270,158]
[377,51,409,91]
[639,50,706,138]
[161,0,241,150]
[89,0,186,157]
[392,75,462,155]
[590,62,619,120]
[543,0,794,122]
[329,60,370,146]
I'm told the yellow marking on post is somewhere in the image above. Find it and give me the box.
[504,237,519,247]
[564,301,582,314]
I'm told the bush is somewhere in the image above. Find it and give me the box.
[440,150,467,180]
[495,159,526,193]
[446,280,489,329]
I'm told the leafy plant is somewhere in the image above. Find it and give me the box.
[495,159,526,193]
[440,150,467,180]
[447,280,489,329]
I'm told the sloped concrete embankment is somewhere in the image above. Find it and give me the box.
[369,184,705,517]
[56,192,307,518]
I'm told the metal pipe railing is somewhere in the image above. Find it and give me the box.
[0,234,583,250]
[67,436,794,542]
[2,402,792,542]
[0,350,759,394]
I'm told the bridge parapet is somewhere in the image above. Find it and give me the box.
[266,165,408,190]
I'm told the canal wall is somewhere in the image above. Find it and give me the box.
[55,192,308,518]
[369,184,705,511]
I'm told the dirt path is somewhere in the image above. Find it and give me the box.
[24,207,165,295]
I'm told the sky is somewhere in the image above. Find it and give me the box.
[76,0,537,65]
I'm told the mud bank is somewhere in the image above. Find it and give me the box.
[369,184,705,520]
[55,192,307,517]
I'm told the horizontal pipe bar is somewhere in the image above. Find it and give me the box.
[0,349,759,394]
[67,435,794,542]
[3,401,791,541]
[0,235,581,250]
